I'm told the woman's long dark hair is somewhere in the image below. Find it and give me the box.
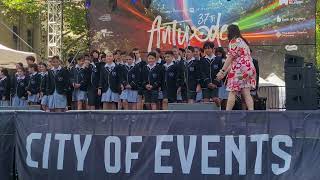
[215,47,227,59]
[227,24,250,46]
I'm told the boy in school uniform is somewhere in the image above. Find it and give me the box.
[194,46,203,102]
[70,56,89,110]
[120,51,128,65]
[98,52,123,110]
[172,46,186,102]
[116,51,127,110]
[92,51,105,109]
[0,68,11,107]
[38,62,49,111]
[84,54,99,110]
[172,46,184,63]
[26,64,41,105]
[194,47,202,61]
[11,68,29,107]
[154,48,166,65]
[200,42,223,105]
[179,48,186,60]
[182,46,202,104]
[142,52,163,110]
[46,56,70,112]
[162,51,182,110]
[26,56,36,66]
[120,52,141,110]
[153,49,165,109]
[25,56,36,78]
[91,50,100,64]
[113,50,122,65]
[132,48,147,110]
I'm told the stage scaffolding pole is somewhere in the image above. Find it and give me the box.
[47,0,63,58]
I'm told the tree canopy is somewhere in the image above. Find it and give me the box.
[0,0,89,61]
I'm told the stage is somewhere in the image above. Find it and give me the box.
[1,110,320,180]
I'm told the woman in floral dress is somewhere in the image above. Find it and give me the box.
[217,24,256,110]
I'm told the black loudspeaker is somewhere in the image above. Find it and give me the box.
[285,65,317,88]
[285,54,304,68]
[285,59,318,110]
[304,64,317,88]
[286,88,317,110]
[142,0,152,8]
[285,67,304,88]
[254,97,267,110]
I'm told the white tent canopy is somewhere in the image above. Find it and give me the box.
[259,77,276,87]
[0,44,37,69]
[265,73,285,86]
[262,73,286,110]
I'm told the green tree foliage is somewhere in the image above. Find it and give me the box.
[0,0,88,61]
[317,0,320,68]
[62,1,89,59]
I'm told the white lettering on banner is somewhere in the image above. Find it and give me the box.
[177,135,197,174]
[55,134,71,170]
[42,133,52,169]
[125,136,142,173]
[147,14,229,52]
[201,135,220,174]
[74,135,92,171]
[272,135,293,175]
[250,134,269,174]
[26,133,42,168]
[225,135,246,175]
[24,134,293,175]
[104,136,121,173]
[154,135,173,173]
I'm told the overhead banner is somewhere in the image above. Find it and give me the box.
[14,111,320,180]
[88,0,316,77]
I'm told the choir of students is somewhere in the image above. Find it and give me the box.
[0,43,233,111]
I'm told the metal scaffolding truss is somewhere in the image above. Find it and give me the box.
[47,0,63,58]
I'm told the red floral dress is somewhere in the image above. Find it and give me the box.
[226,38,256,92]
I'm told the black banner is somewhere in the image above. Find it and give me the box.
[0,112,15,180]
[11,111,320,180]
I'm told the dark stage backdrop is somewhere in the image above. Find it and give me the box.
[88,0,316,78]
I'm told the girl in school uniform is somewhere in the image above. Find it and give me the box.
[0,68,11,107]
[15,63,24,71]
[47,56,70,112]
[142,52,163,110]
[98,52,123,110]
[120,52,141,110]
[215,47,229,110]
[162,51,182,110]
[11,68,28,107]
[38,62,49,111]
[70,56,89,110]
[27,64,41,105]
